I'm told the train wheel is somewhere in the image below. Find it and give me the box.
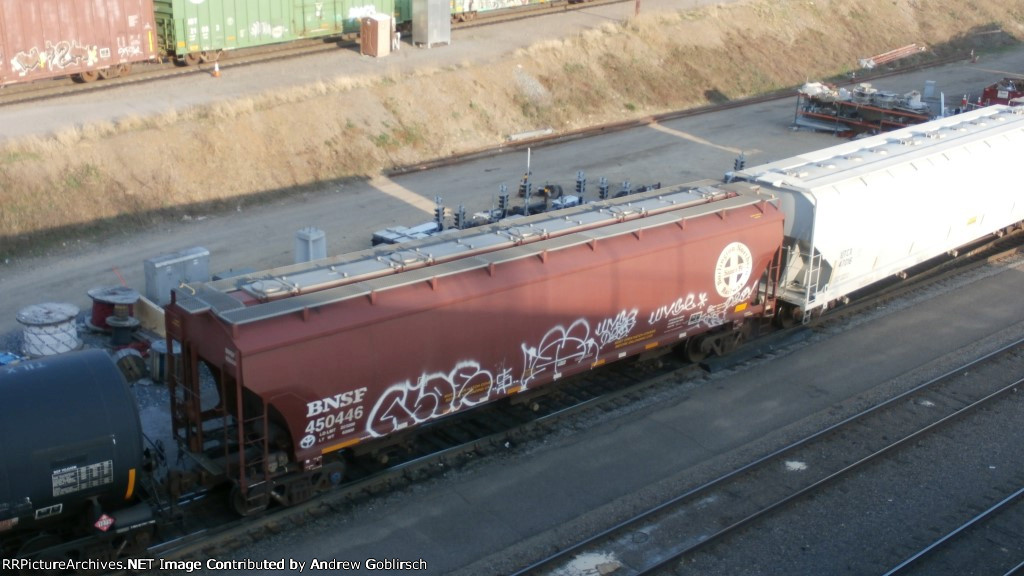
[115,63,133,77]
[176,52,202,67]
[684,336,707,363]
[774,304,800,328]
[17,534,63,575]
[230,484,268,516]
[716,331,742,356]
[73,70,101,83]
[314,461,347,491]
[98,66,121,80]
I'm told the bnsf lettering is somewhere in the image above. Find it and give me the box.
[306,387,368,417]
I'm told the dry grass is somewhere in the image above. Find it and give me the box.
[1,0,1021,255]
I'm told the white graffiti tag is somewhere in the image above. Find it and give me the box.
[492,367,517,395]
[595,309,638,347]
[366,361,494,436]
[348,5,380,19]
[249,22,287,39]
[648,293,709,325]
[521,319,599,387]
[9,40,103,77]
[117,37,143,59]
[652,284,756,332]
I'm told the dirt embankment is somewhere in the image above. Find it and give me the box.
[1,0,1020,256]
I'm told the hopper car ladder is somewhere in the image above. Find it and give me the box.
[168,345,262,495]
[802,250,824,324]
[168,343,272,514]
[235,403,271,515]
[758,247,783,331]
[777,245,823,325]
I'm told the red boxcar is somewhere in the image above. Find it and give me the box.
[0,0,158,86]
[165,180,784,512]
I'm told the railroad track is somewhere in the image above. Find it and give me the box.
[114,237,1023,574]
[0,0,962,132]
[881,484,1024,576]
[391,52,968,177]
[126,346,704,570]
[814,232,1024,326]
[508,332,1024,576]
[699,232,1024,373]
[0,0,621,109]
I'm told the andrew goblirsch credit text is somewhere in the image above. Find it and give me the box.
[4,557,429,572]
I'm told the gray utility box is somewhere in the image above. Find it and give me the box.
[412,0,451,48]
[295,227,327,264]
[145,247,210,306]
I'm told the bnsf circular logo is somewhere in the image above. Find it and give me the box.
[715,242,753,298]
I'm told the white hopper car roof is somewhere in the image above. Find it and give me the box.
[732,104,1024,313]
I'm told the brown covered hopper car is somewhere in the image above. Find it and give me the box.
[0,0,158,85]
[165,180,784,513]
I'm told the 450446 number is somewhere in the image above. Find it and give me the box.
[305,406,364,434]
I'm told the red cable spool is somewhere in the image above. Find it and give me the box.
[87,286,140,331]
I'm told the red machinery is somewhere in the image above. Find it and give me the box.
[793,82,933,136]
[980,77,1024,106]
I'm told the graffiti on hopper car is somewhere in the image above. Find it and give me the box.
[595,309,638,347]
[647,242,757,331]
[521,318,600,388]
[649,285,755,332]
[649,293,709,326]
[366,361,496,437]
[365,309,643,435]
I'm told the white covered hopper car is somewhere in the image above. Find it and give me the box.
[732,104,1024,321]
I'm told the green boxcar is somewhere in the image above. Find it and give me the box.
[393,0,411,26]
[393,0,550,26]
[451,0,549,18]
[154,0,394,64]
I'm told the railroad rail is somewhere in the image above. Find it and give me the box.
[0,0,962,126]
[126,344,703,570]
[6,47,1004,572]
[509,313,1024,575]
[110,236,1023,574]
[389,54,968,178]
[0,0,622,109]
[881,485,1024,576]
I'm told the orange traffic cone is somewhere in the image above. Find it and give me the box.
[212,62,220,78]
